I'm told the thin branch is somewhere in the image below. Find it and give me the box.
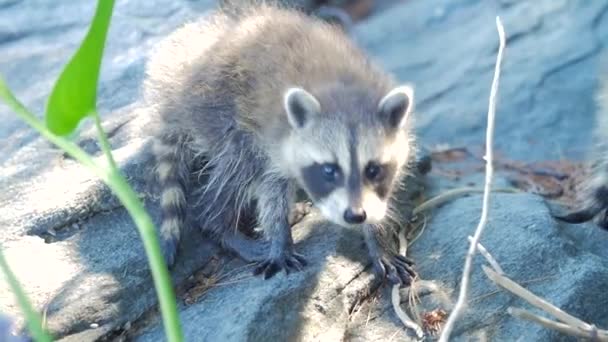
[472,243,607,340]
[412,187,519,216]
[439,16,506,342]
[392,285,424,339]
[392,225,424,339]
[482,266,594,331]
[413,187,484,216]
[467,236,504,274]
[508,307,608,341]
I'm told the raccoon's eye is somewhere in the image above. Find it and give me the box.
[321,163,340,182]
[365,162,383,181]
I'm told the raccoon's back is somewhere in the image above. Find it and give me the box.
[144,5,393,143]
[143,12,235,138]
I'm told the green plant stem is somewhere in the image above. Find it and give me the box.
[93,111,118,170]
[106,171,183,342]
[0,78,184,342]
[92,113,182,341]
[0,249,53,342]
[94,110,182,340]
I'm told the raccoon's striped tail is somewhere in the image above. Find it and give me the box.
[153,135,191,267]
[553,202,604,225]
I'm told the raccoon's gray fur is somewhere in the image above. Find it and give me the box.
[145,4,418,284]
[553,75,608,229]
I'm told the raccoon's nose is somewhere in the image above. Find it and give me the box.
[344,207,367,224]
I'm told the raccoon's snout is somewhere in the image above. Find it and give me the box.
[344,207,367,224]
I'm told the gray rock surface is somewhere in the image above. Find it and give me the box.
[1,0,608,341]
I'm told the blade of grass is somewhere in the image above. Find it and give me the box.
[93,111,182,342]
[0,249,53,342]
[39,0,183,337]
[93,111,117,170]
[0,89,53,340]
[1,77,184,342]
[45,0,115,135]
[106,171,183,342]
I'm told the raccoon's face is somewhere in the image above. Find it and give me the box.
[281,85,414,227]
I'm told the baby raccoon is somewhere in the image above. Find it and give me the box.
[555,164,608,228]
[553,75,608,229]
[144,4,418,284]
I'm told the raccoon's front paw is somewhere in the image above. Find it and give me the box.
[288,201,312,227]
[253,251,308,279]
[372,253,417,286]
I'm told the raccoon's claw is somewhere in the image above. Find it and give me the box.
[253,252,308,279]
[372,254,417,286]
[288,201,312,227]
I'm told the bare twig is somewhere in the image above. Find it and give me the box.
[407,214,427,247]
[412,187,518,217]
[508,307,608,341]
[472,246,607,340]
[392,225,424,339]
[467,237,504,274]
[391,286,424,339]
[470,274,558,304]
[482,266,595,331]
[438,16,506,342]
[413,187,483,216]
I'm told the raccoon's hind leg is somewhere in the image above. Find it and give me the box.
[237,199,311,237]
[201,173,307,278]
[194,136,273,263]
[195,176,270,262]
[195,133,306,278]
[153,134,193,267]
[236,199,261,239]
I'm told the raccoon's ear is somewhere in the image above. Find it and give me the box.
[283,87,321,129]
[377,85,414,130]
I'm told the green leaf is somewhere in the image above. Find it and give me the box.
[45,0,115,136]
